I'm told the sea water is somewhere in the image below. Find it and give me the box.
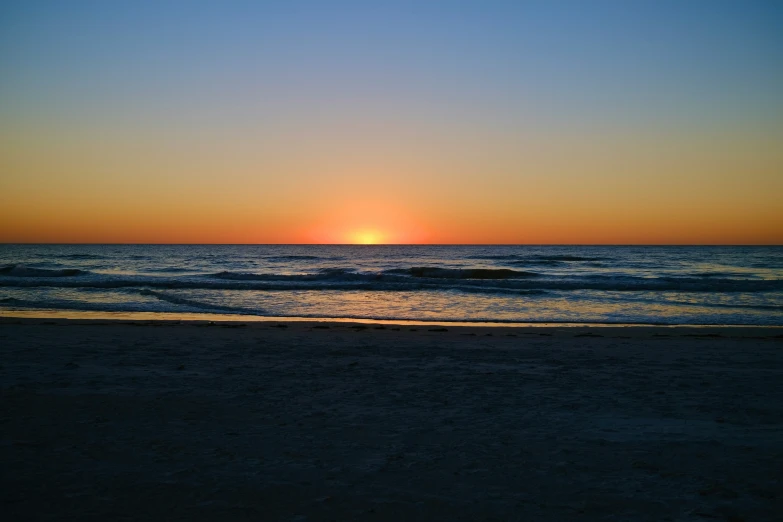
[0,245,781,325]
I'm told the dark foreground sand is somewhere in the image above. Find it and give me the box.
[1,318,782,521]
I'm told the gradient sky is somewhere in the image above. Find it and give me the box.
[1,0,782,244]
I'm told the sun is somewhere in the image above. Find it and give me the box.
[350,230,383,245]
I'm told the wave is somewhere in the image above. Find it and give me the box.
[60,253,105,260]
[0,291,263,315]
[1,266,780,294]
[449,286,547,296]
[145,267,195,273]
[0,296,254,316]
[539,255,603,262]
[597,293,783,312]
[385,267,538,279]
[0,264,86,277]
[138,290,263,314]
[2,295,779,325]
[212,268,358,281]
[471,254,603,262]
[213,270,276,281]
[685,271,753,279]
[0,275,545,296]
[0,297,163,314]
[264,255,328,261]
[682,301,783,312]
[507,259,562,267]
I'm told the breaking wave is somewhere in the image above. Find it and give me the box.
[385,267,538,279]
[471,254,604,262]
[1,267,780,294]
[264,255,333,262]
[212,268,359,281]
[59,253,106,260]
[138,290,263,314]
[0,264,86,277]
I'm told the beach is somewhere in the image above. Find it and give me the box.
[1,318,782,521]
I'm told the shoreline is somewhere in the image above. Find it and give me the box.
[2,310,781,329]
[2,316,781,345]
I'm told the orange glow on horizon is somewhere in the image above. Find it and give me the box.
[349,230,384,245]
[1,132,781,245]
[302,199,431,245]
[308,225,424,245]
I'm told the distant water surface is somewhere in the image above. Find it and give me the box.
[1,245,781,325]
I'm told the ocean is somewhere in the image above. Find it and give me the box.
[0,245,781,325]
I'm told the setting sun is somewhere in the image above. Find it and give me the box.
[350,230,383,245]
[305,200,429,245]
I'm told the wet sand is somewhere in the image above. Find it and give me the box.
[1,318,782,521]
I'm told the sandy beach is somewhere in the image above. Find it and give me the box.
[1,318,781,521]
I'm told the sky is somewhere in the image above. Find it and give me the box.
[1,0,781,244]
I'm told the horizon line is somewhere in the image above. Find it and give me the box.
[1,243,781,247]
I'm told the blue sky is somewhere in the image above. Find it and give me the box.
[3,0,781,129]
